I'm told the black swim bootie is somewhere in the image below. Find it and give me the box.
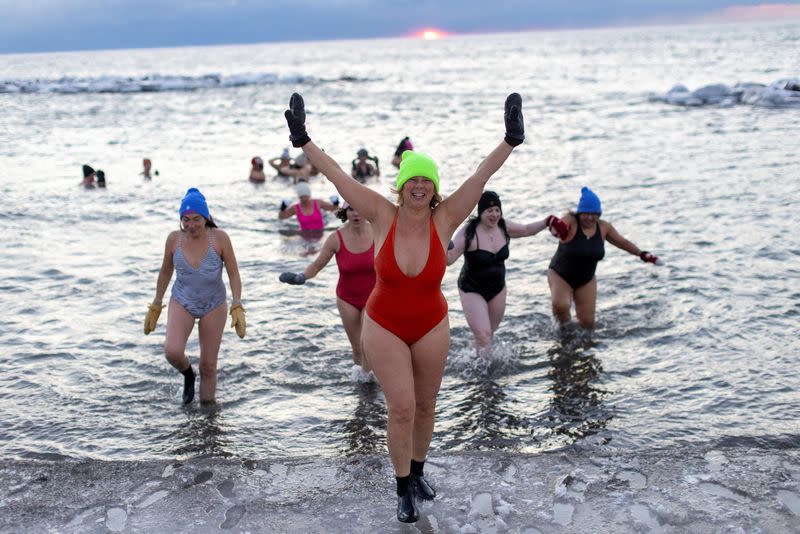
[412,474,436,501]
[396,489,419,523]
[181,366,195,404]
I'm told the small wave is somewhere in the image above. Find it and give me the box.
[0,72,375,95]
[650,78,800,108]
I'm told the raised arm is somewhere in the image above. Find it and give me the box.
[284,93,391,224]
[437,93,524,237]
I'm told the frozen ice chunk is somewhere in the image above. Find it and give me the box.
[105,507,126,532]
[469,492,494,519]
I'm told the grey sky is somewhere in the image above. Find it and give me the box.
[1,0,799,54]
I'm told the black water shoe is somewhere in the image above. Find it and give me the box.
[181,366,195,404]
[396,489,419,523]
[412,474,436,501]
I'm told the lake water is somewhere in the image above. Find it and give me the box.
[0,20,798,465]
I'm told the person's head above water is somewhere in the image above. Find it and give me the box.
[396,151,439,193]
[357,148,369,159]
[576,186,602,214]
[82,164,95,179]
[179,188,210,220]
[295,181,311,199]
[478,191,502,216]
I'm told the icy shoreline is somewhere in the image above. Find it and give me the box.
[1,446,798,533]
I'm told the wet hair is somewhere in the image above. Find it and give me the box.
[464,215,508,249]
[336,206,349,222]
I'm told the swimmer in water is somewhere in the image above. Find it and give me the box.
[447,190,569,355]
[391,136,413,168]
[283,91,524,522]
[279,202,376,373]
[249,156,266,183]
[80,164,96,188]
[144,188,246,404]
[278,181,339,232]
[351,148,380,183]
[548,186,662,329]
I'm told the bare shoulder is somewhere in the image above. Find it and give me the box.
[324,229,340,252]
[166,230,181,246]
[213,228,233,246]
[599,219,615,238]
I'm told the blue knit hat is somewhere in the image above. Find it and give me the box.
[577,186,602,214]
[179,188,210,220]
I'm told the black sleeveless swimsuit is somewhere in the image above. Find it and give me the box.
[352,161,375,183]
[458,231,510,302]
[549,221,605,289]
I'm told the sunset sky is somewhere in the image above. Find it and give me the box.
[1,1,799,53]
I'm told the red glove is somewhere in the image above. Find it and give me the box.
[545,215,569,240]
[639,251,662,265]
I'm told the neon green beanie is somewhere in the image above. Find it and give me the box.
[396,151,440,193]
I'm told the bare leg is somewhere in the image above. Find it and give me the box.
[337,297,367,369]
[486,286,507,343]
[164,299,195,371]
[548,269,573,324]
[459,290,492,355]
[573,277,598,329]
[410,316,450,461]
[197,302,227,403]
[362,314,415,476]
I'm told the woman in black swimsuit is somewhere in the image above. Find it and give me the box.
[448,191,568,355]
[548,187,661,329]
[351,148,380,183]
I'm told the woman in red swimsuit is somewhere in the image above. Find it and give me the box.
[284,91,524,523]
[278,203,376,374]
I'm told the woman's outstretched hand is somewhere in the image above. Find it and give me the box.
[504,93,524,147]
[284,93,311,147]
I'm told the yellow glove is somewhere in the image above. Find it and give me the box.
[144,302,165,335]
[230,303,246,338]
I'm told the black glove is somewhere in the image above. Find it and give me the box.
[284,93,310,148]
[279,199,291,211]
[448,240,455,251]
[279,272,306,285]
[504,93,524,147]
[329,194,340,206]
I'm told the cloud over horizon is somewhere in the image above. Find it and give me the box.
[0,1,798,54]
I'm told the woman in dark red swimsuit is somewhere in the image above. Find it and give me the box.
[284,91,524,523]
[279,203,375,372]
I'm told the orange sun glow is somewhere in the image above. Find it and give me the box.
[416,28,447,40]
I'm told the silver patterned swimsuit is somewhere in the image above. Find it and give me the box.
[171,230,226,318]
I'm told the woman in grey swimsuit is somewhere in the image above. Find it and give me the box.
[144,188,246,404]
